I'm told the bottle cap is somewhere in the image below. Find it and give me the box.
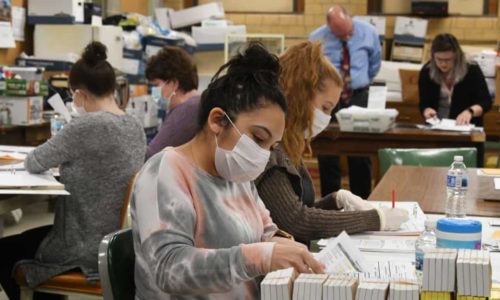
[453,155,463,162]
[424,219,436,229]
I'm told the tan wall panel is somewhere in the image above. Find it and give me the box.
[198,0,293,13]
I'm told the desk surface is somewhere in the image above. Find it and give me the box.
[312,124,485,156]
[368,165,500,217]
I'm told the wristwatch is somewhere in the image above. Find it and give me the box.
[467,107,474,116]
[272,229,295,241]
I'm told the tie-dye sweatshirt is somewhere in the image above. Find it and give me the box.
[131,148,278,299]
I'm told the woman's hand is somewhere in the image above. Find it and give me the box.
[456,109,472,125]
[270,243,324,274]
[423,108,437,119]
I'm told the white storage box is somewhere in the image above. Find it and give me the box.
[169,2,224,29]
[0,96,43,125]
[34,25,123,71]
[28,0,84,23]
[335,106,398,133]
[127,96,158,129]
[192,25,246,45]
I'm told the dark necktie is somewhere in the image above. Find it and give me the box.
[340,41,353,105]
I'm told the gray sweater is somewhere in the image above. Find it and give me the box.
[19,111,146,288]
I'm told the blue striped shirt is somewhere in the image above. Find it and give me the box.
[309,20,382,90]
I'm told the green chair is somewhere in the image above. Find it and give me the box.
[378,147,477,178]
[98,228,135,300]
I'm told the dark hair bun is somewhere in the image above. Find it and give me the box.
[226,42,280,76]
[82,41,108,65]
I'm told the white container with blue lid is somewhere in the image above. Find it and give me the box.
[436,218,481,249]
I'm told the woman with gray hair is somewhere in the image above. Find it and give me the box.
[418,33,491,127]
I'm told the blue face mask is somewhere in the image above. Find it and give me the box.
[151,82,175,111]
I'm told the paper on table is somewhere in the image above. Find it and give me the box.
[494,178,500,190]
[0,161,24,170]
[0,21,15,48]
[47,93,72,123]
[431,118,476,132]
[317,237,415,253]
[0,171,64,189]
[0,189,69,195]
[0,145,35,154]
[367,85,387,109]
[315,231,371,274]
[0,152,26,161]
[366,201,425,236]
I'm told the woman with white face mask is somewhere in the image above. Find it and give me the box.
[131,43,324,300]
[255,41,409,245]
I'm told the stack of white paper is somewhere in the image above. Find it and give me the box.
[363,261,417,281]
[388,280,420,300]
[292,274,329,300]
[0,170,69,195]
[354,279,389,300]
[422,248,458,292]
[322,275,358,300]
[261,268,296,300]
[456,249,492,298]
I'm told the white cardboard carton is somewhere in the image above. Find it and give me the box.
[169,2,225,29]
[0,96,43,125]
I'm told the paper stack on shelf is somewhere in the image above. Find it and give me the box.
[322,276,358,300]
[388,280,420,300]
[457,249,492,298]
[292,274,329,300]
[422,248,457,292]
[354,278,389,300]
[261,267,296,300]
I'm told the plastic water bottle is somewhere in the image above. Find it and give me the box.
[446,156,468,218]
[415,219,437,271]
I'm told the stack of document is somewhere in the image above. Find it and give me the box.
[457,249,492,298]
[0,170,68,195]
[422,248,458,292]
[388,280,419,300]
[0,145,33,170]
[261,267,296,300]
[424,118,480,132]
[292,274,329,300]
[354,279,389,300]
[322,276,358,300]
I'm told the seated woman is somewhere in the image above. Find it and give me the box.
[419,33,491,127]
[145,46,200,160]
[418,33,491,166]
[256,41,409,244]
[0,42,146,300]
[132,44,323,299]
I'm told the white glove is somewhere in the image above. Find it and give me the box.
[336,189,375,211]
[376,207,409,231]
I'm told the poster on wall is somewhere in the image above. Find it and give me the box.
[0,0,11,22]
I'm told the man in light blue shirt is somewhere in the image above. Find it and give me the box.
[309,5,382,199]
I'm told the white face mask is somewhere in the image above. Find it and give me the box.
[215,113,271,183]
[305,107,331,138]
[71,101,87,116]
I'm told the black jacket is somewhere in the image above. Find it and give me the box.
[418,62,492,126]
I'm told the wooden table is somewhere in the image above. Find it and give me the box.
[0,122,51,146]
[368,165,500,217]
[311,124,486,182]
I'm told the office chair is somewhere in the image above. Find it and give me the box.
[378,147,477,178]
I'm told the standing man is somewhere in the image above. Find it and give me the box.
[309,5,382,198]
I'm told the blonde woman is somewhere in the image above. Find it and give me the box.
[255,41,408,244]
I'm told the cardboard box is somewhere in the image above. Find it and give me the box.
[399,69,420,103]
[169,2,224,29]
[142,35,189,58]
[394,17,428,44]
[0,79,49,96]
[449,0,484,15]
[122,48,145,75]
[0,96,44,125]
